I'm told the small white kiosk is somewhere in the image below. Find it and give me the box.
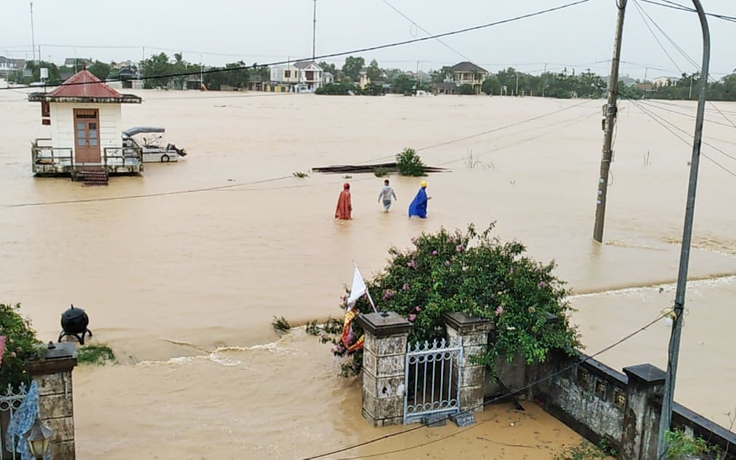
[28,68,143,182]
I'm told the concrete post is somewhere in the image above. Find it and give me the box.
[622,364,666,460]
[443,312,493,413]
[26,342,78,459]
[355,312,413,427]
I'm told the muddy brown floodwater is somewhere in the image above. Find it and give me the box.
[1,88,734,458]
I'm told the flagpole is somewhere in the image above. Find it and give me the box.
[353,261,378,313]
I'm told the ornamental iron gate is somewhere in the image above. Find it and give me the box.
[0,383,28,460]
[403,337,463,425]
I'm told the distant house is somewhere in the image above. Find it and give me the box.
[0,56,25,78]
[449,62,488,94]
[635,83,653,92]
[652,76,677,88]
[433,82,458,95]
[270,63,301,90]
[359,71,370,90]
[270,61,325,92]
[294,61,324,91]
[323,72,334,85]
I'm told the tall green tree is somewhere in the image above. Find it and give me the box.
[341,56,365,82]
[88,60,111,80]
[365,59,382,81]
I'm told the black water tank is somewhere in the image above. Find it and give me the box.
[61,305,89,335]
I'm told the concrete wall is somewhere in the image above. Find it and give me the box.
[529,351,735,460]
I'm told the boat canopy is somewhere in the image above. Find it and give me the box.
[122,127,166,138]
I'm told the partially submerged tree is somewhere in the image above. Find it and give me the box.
[327,224,581,377]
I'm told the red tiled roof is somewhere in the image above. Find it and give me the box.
[49,69,122,99]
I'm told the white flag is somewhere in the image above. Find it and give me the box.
[347,265,367,308]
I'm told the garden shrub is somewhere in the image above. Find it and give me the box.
[325,224,581,377]
[0,303,43,389]
[396,148,426,177]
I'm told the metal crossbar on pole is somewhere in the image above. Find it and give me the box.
[593,0,627,242]
[656,0,710,456]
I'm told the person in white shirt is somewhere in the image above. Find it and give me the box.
[378,179,398,212]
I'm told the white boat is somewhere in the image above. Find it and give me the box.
[122,127,187,163]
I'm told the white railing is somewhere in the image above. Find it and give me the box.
[0,383,28,460]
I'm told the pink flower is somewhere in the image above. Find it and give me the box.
[456,244,463,253]
[432,250,438,256]
[408,314,417,322]
[538,281,547,289]
[495,306,504,316]
[383,290,396,301]
[444,260,451,267]
[402,283,409,291]
[415,306,422,312]
[408,260,417,268]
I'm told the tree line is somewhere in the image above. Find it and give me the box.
[7,53,736,102]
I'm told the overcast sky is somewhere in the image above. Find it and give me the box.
[1,0,735,79]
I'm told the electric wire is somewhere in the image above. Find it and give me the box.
[303,312,669,459]
[632,0,736,127]
[0,0,595,92]
[379,0,473,62]
[639,0,736,23]
[627,99,736,178]
[0,101,597,209]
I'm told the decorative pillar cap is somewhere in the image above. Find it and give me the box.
[443,312,493,334]
[26,342,78,376]
[355,312,412,337]
[623,364,666,386]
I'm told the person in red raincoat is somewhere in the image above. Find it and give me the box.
[335,183,352,220]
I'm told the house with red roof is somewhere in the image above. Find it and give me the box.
[27,68,143,182]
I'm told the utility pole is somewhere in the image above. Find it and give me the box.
[515,72,519,96]
[593,0,627,243]
[542,63,547,98]
[312,0,317,61]
[656,0,710,457]
[30,2,36,63]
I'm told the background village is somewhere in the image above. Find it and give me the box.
[2,53,736,100]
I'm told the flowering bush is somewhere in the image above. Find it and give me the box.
[327,224,581,377]
[0,303,43,390]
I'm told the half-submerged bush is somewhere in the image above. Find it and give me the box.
[77,344,116,365]
[396,148,426,177]
[324,224,581,377]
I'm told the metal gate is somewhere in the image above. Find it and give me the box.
[403,337,463,424]
[0,383,28,460]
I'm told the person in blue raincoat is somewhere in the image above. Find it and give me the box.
[408,181,431,218]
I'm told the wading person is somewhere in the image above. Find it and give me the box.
[408,181,431,219]
[335,182,352,220]
[377,179,397,212]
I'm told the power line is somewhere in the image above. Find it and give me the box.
[0,101,594,208]
[438,109,601,166]
[639,0,736,22]
[628,99,736,177]
[0,0,595,92]
[636,99,736,130]
[379,0,473,62]
[303,313,668,460]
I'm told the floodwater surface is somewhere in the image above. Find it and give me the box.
[1,89,735,458]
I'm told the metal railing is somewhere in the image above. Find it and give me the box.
[31,139,73,169]
[31,139,142,171]
[0,383,28,460]
[403,337,463,425]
